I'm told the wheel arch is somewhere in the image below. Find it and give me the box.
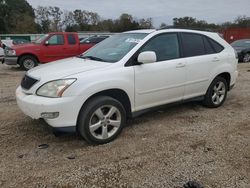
[215,72,231,90]
[17,53,40,65]
[77,88,132,126]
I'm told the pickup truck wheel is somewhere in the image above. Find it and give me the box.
[19,55,38,71]
[203,77,228,108]
[243,53,250,63]
[78,96,126,145]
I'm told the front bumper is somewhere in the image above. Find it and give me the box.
[16,86,82,128]
[4,56,18,65]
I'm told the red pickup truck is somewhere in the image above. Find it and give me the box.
[4,32,108,70]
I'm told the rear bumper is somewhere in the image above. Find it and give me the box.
[4,56,18,65]
[230,70,238,90]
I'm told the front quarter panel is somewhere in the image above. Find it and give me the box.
[63,65,135,112]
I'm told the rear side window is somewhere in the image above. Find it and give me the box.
[181,33,206,57]
[208,38,224,53]
[67,34,77,45]
[140,33,180,62]
[203,37,215,54]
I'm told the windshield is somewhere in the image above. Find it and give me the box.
[231,39,250,48]
[80,33,148,63]
[34,34,49,44]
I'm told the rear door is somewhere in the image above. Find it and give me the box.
[41,34,67,62]
[180,32,225,99]
[64,34,80,57]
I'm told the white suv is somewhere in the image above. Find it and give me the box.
[16,29,238,144]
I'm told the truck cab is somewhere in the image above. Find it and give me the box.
[4,32,102,70]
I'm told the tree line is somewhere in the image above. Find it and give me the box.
[0,0,249,34]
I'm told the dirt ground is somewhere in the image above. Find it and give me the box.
[0,63,250,188]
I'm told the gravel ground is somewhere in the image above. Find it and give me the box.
[0,63,250,188]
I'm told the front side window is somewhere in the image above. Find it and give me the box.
[139,33,180,62]
[48,35,64,45]
[81,33,148,63]
[35,34,48,44]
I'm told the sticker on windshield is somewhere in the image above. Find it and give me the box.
[125,38,141,43]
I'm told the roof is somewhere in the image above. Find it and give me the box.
[124,28,216,35]
[124,29,156,34]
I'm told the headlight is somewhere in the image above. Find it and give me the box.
[5,48,16,56]
[36,79,76,98]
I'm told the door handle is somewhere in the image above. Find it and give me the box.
[176,63,186,68]
[212,57,220,62]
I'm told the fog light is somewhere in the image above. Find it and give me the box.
[41,112,59,119]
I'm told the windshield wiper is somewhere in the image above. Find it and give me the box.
[78,55,105,62]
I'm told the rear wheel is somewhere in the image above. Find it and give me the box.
[203,77,228,108]
[19,55,38,71]
[77,96,126,145]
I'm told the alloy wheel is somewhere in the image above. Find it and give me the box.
[23,59,35,70]
[89,105,121,140]
[212,81,226,105]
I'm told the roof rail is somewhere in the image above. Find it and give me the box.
[158,26,215,32]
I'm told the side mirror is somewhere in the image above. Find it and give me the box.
[44,41,49,46]
[137,51,157,64]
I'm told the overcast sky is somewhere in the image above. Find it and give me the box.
[26,0,249,26]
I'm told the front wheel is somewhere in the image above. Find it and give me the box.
[77,96,126,145]
[203,77,228,108]
[19,55,38,71]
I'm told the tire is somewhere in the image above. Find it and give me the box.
[203,76,228,108]
[19,55,38,71]
[243,53,250,63]
[77,96,126,145]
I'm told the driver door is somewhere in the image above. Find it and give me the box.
[134,33,186,111]
[41,34,67,62]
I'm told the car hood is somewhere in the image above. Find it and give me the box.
[27,57,110,81]
[11,43,39,50]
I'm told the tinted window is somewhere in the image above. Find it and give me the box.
[181,33,206,57]
[208,38,224,53]
[140,33,180,62]
[231,40,250,47]
[48,35,64,45]
[203,37,215,54]
[87,37,107,44]
[95,37,106,43]
[67,34,76,45]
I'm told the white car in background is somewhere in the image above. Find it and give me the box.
[16,29,238,144]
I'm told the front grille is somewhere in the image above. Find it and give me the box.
[21,75,38,90]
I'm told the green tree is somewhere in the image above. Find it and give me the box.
[0,0,37,33]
